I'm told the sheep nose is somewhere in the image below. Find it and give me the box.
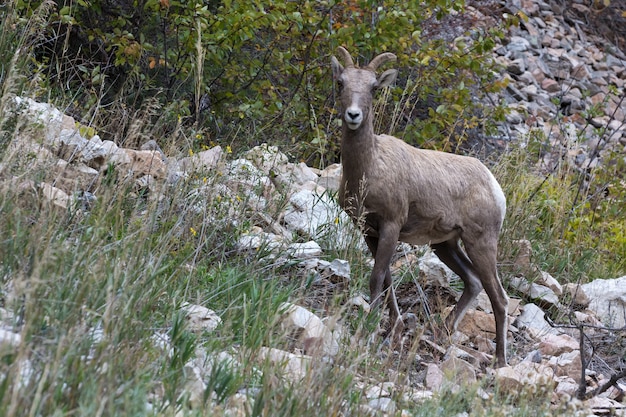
[346,110,360,121]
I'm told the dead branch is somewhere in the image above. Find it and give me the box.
[544,314,626,400]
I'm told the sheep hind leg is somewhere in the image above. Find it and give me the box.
[431,240,483,336]
[462,239,509,367]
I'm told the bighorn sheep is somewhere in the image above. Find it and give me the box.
[331,47,509,367]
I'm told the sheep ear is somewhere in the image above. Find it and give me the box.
[331,56,344,81]
[377,69,398,88]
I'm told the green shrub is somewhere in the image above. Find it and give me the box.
[12,0,508,165]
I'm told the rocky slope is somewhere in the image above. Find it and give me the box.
[492,0,625,168]
[2,94,625,414]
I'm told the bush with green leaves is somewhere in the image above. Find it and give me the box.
[13,0,508,164]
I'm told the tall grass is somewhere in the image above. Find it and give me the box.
[495,128,626,284]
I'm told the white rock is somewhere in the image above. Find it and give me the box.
[0,308,14,324]
[347,295,371,313]
[275,162,319,193]
[151,331,171,353]
[403,389,434,402]
[100,139,119,155]
[180,146,223,173]
[227,158,273,191]
[182,362,207,408]
[474,291,521,316]
[285,241,322,259]
[548,350,582,379]
[555,376,580,398]
[79,136,111,167]
[283,189,344,240]
[507,36,531,52]
[243,144,290,175]
[181,303,222,333]
[365,382,395,399]
[319,258,351,281]
[584,396,626,415]
[15,358,35,388]
[75,162,99,177]
[493,361,556,392]
[418,251,454,287]
[572,311,604,329]
[225,158,275,211]
[280,303,339,356]
[317,163,342,192]
[425,363,444,391]
[257,347,311,381]
[0,328,21,353]
[561,283,590,307]
[14,96,72,138]
[367,397,396,414]
[441,356,476,384]
[581,276,626,328]
[40,182,70,209]
[54,129,90,161]
[537,271,563,296]
[107,146,132,165]
[510,276,560,306]
[516,303,559,336]
[236,230,282,252]
[538,333,579,356]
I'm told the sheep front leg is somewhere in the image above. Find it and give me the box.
[383,267,403,336]
[365,226,403,336]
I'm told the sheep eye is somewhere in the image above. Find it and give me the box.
[336,80,344,92]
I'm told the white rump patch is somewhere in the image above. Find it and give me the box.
[487,170,506,222]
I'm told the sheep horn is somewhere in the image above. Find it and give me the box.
[366,52,397,71]
[336,46,355,68]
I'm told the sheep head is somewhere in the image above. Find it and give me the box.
[331,47,398,131]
